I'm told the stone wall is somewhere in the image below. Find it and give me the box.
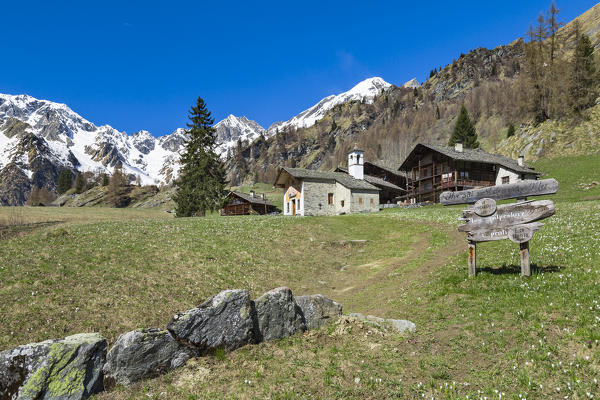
[349,189,380,213]
[0,288,343,400]
[303,179,338,216]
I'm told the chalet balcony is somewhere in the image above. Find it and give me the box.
[438,179,494,190]
[407,179,494,196]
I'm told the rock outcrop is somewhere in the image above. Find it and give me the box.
[295,294,343,329]
[254,287,305,342]
[102,328,196,388]
[0,333,107,400]
[167,289,257,353]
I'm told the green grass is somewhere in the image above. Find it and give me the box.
[2,154,599,399]
[532,154,600,202]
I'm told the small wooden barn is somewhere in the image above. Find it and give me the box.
[221,191,278,216]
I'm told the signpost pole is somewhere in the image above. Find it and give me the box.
[520,241,531,276]
[468,240,477,277]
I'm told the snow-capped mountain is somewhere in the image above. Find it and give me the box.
[214,115,266,157]
[0,94,189,205]
[402,78,420,89]
[267,77,391,134]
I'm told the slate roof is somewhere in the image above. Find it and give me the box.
[334,167,405,191]
[399,143,541,175]
[228,191,275,206]
[275,167,379,191]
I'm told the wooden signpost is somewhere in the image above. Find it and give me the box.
[441,179,558,277]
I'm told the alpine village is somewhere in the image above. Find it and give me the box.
[1,2,600,400]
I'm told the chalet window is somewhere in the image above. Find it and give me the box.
[328,193,334,205]
[287,202,290,213]
[340,200,345,207]
[370,198,374,205]
[502,176,510,184]
[359,197,363,205]
[298,199,301,209]
[460,171,469,179]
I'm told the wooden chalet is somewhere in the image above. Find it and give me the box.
[399,143,541,204]
[221,191,278,216]
[334,161,406,204]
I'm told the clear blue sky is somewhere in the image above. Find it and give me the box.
[2,1,597,136]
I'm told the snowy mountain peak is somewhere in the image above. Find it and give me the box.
[402,78,420,89]
[267,76,392,134]
[214,114,266,157]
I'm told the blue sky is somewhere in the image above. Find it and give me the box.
[2,1,597,136]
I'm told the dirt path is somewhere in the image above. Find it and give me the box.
[294,221,465,318]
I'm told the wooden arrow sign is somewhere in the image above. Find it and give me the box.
[458,200,554,232]
[466,222,544,242]
[440,179,558,205]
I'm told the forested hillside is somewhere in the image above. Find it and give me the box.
[227,3,600,185]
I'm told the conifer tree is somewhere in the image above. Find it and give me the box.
[102,173,109,186]
[569,32,598,112]
[507,123,516,138]
[448,105,479,149]
[57,169,72,194]
[74,172,86,194]
[174,97,226,217]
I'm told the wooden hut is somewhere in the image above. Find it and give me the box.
[221,191,278,216]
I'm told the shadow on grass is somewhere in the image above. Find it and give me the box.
[0,221,62,241]
[478,263,565,275]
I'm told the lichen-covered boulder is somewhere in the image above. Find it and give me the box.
[167,289,257,353]
[254,287,305,342]
[0,333,107,400]
[295,294,342,329]
[103,328,196,388]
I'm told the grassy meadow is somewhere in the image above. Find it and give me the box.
[0,154,599,399]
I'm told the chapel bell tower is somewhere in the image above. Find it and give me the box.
[348,144,364,180]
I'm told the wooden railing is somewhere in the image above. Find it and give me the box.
[438,179,494,190]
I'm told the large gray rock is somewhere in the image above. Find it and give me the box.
[295,294,342,329]
[254,287,305,342]
[0,333,107,400]
[103,328,196,388]
[348,313,416,333]
[167,289,257,353]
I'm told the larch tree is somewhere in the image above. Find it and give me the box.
[569,30,598,113]
[174,97,227,217]
[448,105,479,149]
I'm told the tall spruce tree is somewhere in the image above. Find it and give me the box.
[174,97,226,217]
[448,105,479,149]
[569,32,598,112]
[57,169,72,194]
